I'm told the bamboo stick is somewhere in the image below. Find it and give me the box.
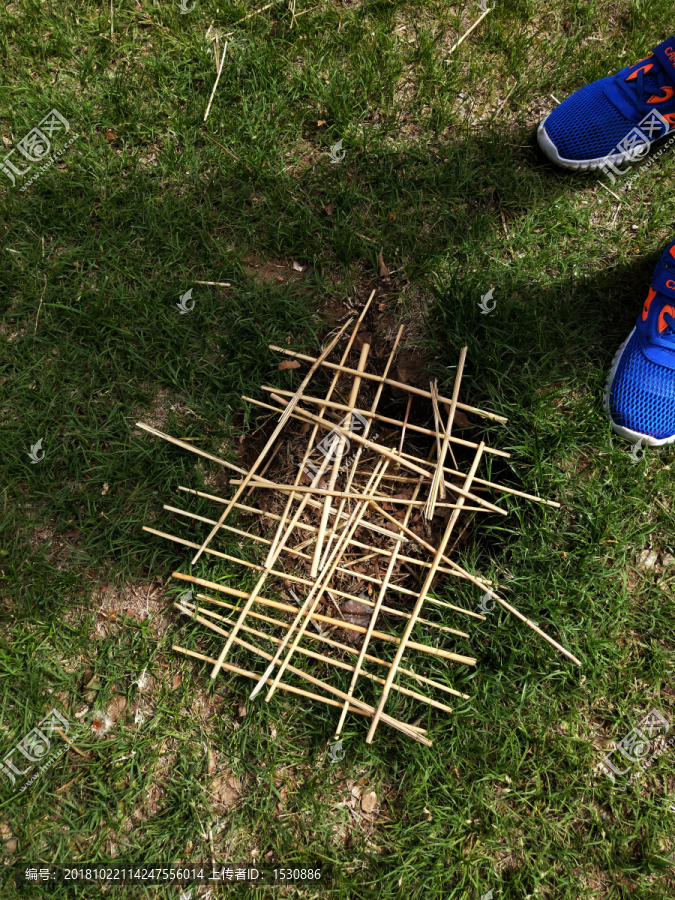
[259,461,389,701]
[225,480,484,511]
[320,324,405,570]
[336,539,402,736]
[175,485,491,609]
[193,591,471,699]
[426,348,467,521]
[429,379,446,500]
[255,389,510,459]
[162,506,469,637]
[145,520,486,623]
[177,601,431,744]
[268,345,508,423]
[312,340,370,577]
[367,441,485,743]
[173,644,370,717]
[170,571,477,664]
[179,600,453,714]
[193,319,353,567]
[250,393,507,512]
[206,309,377,677]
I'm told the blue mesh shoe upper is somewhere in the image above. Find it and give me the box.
[608,240,675,440]
[543,36,675,163]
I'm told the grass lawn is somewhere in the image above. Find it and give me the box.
[1,0,675,896]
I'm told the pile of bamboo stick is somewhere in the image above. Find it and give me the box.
[137,293,580,747]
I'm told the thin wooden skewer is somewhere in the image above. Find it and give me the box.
[398,394,413,457]
[312,340,370,576]
[268,345,508,423]
[170,510,579,666]
[367,441,485,743]
[429,379,446,500]
[193,591,471,699]
[426,348,467,521]
[178,601,453,714]
[204,41,228,123]
[259,461,388,701]
[369,471,561,509]
[321,324,405,569]
[146,519,484,618]
[225,481,484,510]
[177,602,431,744]
[173,645,371,717]
[170,571,477,664]
[208,309,377,679]
[343,439,437,735]
[257,387,510,458]
[251,394,508,511]
[162,506,469,637]
[268,296,373,564]
[336,538,402,736]
[175,486,493,608]
[194,319,352,568]
[446,4,493,57]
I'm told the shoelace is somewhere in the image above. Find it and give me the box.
[659,307,675,339]
[615,57,671,117]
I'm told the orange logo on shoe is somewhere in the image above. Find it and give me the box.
[626,63,654,82]
[648,86,675,104]
[658,304,675,332]
[667,280,675,290]
[670,245,675,262]
[643,286,657,321]
[666,47,675,65]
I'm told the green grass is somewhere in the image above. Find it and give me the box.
[1,0,675,897]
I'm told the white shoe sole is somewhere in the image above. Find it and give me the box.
[603,326,675,446]
[537,114,639,173]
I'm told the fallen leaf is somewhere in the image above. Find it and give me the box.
[109,695,127,720]
[388,211,396,222]
[300,423,310,433]
[377,250,389,278]
[279,360,301,370]
[101,483,109,496]
[361,790,378,813]
[211,774,242,809]
[292,261,304,272]
[172,672,183,690]
[443,406,471,429]
[317,120,326,127]
[238,704,247,718]
[354,331,372,351]
[423,806,433,821]
[378,302,386,312]
[207,747,217,775]
[105,129,116,141]
[0,378,7,386]
[325,202,335,215]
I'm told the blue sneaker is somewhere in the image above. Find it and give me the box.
[605,240,675,446]
[538,37,675,171]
